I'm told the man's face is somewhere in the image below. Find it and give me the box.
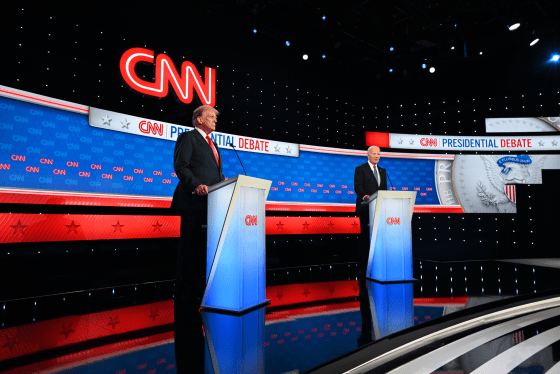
[367,147,381,165]
[198,110,217,134]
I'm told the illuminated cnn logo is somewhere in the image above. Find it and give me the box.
[139,121,164,136]
[386,217,401,225]
[245,215,258,226]
[120,48,216,107]
[420,138,437,147]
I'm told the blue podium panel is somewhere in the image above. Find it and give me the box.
[203,176,271,313]
[366,191,416,283]
[367,281,414,340]
[202,307,265,374]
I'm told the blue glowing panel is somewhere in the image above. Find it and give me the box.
[0,95,438,205]
[368,282,414,339]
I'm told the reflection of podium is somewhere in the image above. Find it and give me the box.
[201,307,265,373]
[363,190,417,283]
[367,281,414,339]
[202,175,272,314]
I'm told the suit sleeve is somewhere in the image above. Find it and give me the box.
[354,165,366,200]
[173,133,201,192]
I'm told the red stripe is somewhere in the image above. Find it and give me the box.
[266,217,361,235]
[0,88,89,113]
[365,132,391,148]
[0,213,180,243]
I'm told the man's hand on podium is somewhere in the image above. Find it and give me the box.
[363,195,370,201]
[195,185,209,195]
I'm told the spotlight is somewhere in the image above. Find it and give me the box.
[322,54,326,59]
[429,67,435,73]
[451,46,455,50]
[422,64,426,69]
[530,38,539,46]
[508,23,521,31]
[480,51,483,55]
[552,55,560,62]
[253,29,257,34]
[285,41,290,46]
[322,15,326,20]
[390,46,394,51]
[303,54,308,60]
[389,68,393,72]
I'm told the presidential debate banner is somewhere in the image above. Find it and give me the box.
[366,131,560,151]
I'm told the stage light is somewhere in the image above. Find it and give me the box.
[322,54,326,59]
[451,46,455,50]
[253,29,257,34]
[509,23,520,31]
[390,46,394,51]
[389,68,393,72]
[303,54,308,60]
[530,38,539,46]
[286,41,290,46]
[322,15,326,20]
[422,64,426,69]
[429,67,435,73]
[551,54,560,62]
[480,51,483,55]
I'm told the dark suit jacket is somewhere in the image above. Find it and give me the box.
[171,129,225,212]
[354,162,388,213]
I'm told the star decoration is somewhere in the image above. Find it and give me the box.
[328,285,335,294]
[2,336,18,352]
[303,287,310,297]
[10,220,28,236]
[327,221,335,229]
[276,290,284,300]
[286,147,292,154]
[112,221,124,233]
[397,139,403,144]
[101,115,112,126]
[149,309,160,321]
[152,221,163,232]
[276,221,284,230]
[121,118,130,129]
[274,145,280,152]
[60,323,75,338]
[65,220,80,234]
[409,139,415,145]
[302,221,310,229]
[539,141,545,146]
[351,221,359,229]
[552,140,558,146]
[107,316,120,330]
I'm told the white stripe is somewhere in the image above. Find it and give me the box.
[387,307,560,374]
[472,325,560,374]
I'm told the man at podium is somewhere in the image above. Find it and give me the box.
[354,146,387,276]
[171,105,225,300]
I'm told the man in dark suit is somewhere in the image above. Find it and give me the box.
[354,146,387,276]
[171,105,225,301]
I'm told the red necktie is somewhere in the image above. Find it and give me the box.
[206,135,219,165]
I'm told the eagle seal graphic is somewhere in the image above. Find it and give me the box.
[478,155,545,213]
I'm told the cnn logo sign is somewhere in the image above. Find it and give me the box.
[420,138,437,147]
[245,215,258,226]
[386,217,401,225]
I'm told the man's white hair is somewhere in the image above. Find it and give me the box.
[367,145,380,153]
[192,105,219,127]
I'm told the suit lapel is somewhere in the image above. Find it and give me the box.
[194,130,219,167]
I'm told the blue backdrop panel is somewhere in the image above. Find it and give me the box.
[0,95,439,205]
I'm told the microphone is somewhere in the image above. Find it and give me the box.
[229,143,247,176]
[385,169,395,190]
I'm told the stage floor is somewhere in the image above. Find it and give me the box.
[1,259,560,373]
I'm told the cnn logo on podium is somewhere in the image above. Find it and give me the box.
[245,215,258,226]
[386,217,401,225]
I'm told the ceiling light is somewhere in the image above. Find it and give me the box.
[509,23,521,31]
[429,67,435,73]
[530,38,539,46]
[303,54,308,60]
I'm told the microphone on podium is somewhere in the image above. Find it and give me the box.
[386,170,395,190]
[229,143,247,176]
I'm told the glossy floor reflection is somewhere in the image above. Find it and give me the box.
[1,259,560,374]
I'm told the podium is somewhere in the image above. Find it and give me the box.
[202,175,272,315]
[363,190,417,283]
